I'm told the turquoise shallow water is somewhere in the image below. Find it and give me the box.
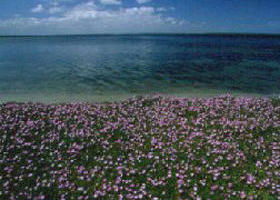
[0,34,279,102]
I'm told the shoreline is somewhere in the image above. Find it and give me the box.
[0,88,269,104]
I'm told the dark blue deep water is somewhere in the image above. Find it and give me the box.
[0,34,280,102]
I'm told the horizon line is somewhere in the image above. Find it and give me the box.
[0,32,280,37]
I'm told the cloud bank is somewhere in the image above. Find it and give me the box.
[0,1,186,35]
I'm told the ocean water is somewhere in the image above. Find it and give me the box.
[0,34,280,103]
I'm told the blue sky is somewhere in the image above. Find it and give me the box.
[0,0,279,35]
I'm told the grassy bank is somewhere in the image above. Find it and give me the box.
[0,95,279,199]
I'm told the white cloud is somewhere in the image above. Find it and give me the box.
[100,0,122,5]
[136,0,152,4]
[62,2,99,20]
[156,7,167,12]
[0,2,186,35]
[49,6,64,14]
[156,7,174,12]
[31,4,44,13]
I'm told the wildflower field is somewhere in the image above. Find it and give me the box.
[0,95,279,200]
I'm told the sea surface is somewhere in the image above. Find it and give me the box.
[0,34,280,103]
